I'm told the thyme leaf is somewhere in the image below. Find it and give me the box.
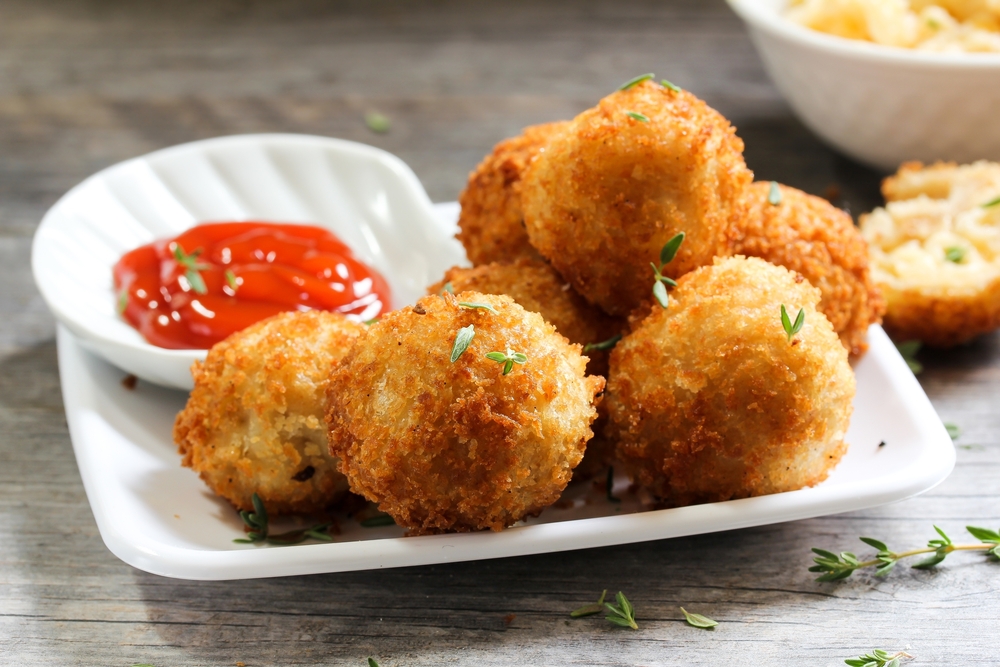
[458,301,498,314]
[768,181,782,206]
[117,289,128,315]
[450,325,475,363]
[895,340,923,374]
[486,348,527,375]
[944,246,965,263]
[365,111,390,134]
[232,492,333,545]
[651,233,685,308]
[982,195,1000,208]
[225,269,240,293]
[619,73,655,90]
[660,79,681,92]
[680,607,718,629]
[570,589,608,618]
[172,243,210,295]
[625,111,649,123]
[845,649,912,667]
[584,334,622,353]
[945,422,960,440]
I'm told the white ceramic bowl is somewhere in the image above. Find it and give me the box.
[32,134,466,390]
[727,0,1000,170]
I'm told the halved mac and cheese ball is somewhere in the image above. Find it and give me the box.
[861,160,1000,347]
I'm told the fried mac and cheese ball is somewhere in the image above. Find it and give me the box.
[428,259,624,376]
[730,181,885,356]
[174,311,365,515]
[521,79,752,316]
[457,121,568,266]
[860,160,1000,347]
[605,256,855,506]
[326,292,604,534]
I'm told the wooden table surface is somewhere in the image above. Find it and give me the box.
[2,1,996,665]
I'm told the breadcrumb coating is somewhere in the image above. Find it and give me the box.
[173,311,365,515]
[520,80,752,316]
[861,160,1000,346]
[457,122,568,266]
[730,181,885,356]
[326,292,604,534]
[605,256,855,506]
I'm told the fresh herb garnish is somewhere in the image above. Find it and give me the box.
[604,591,638,630]
[233,493,333,545]
[225,269,240,293]
[845,649,913,667]
[172,243,211,295]
[809,524,1000,581]
[895,340,923,374]
[364,111,390,134]
[945,422,960,440]
[606,466,620,503]
[619,73,655,90]
[583,334,622,353]
[660,79,681,92]
[625,111,649,123]
[450,325,475,363]
[441,281,454,294]
[680,607,718,629]
[117,289,128,315]
[768,181,782,206]
[780,304,805,342]
[650,233,684,308]
[982,195,1000,208]
[368,659,380,667]
[570,589,608,618]
[360,514,396,528]
[485,348,528,375]
[944,245,965,263]
[458,301,498,314]
[364,318,380,325]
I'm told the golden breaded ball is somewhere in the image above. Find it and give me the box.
[605,256,855,506]
[521,79,752,316]
[174,311,365,515]
[730,181,885,356]
[457,121,568,265]
[326,292,604,534]
[428,258,624,376]
[860,160,1000,347]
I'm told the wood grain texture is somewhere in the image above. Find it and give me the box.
[0,1,996,665]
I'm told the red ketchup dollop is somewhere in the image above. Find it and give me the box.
[113,222,390,349]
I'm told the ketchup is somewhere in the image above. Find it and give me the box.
[112,222,391,349]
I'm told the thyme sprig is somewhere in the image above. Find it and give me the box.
[570,589,608,618]
[604,591,638,630]
[780,304,805,342]
[450,325,475,362]
[809,524,1000,581]
[845,649,912,667]
[486,348,527,375]
[233,493,333,545]
[583,334,622,353]
[895,340,923,374]
[651,233,685,308]
[625,111,649,123]
[172,243,211,295]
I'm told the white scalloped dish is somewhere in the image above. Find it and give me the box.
[32,134,464,389]
[37,135,955,580]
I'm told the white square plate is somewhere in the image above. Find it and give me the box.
[58,204,956,580]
